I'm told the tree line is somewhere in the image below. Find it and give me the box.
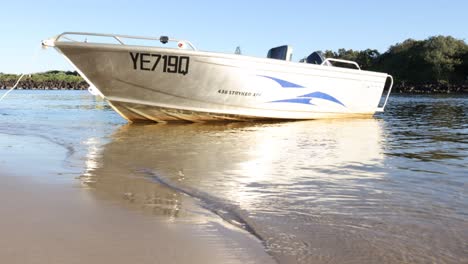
[0,71,88,90]
[323,35,468,88]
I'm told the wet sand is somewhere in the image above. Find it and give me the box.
[0,134,274,264]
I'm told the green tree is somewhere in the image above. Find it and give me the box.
[373,39,429,83]
[455,51,468,82]
[357,49,380,69]
[421,36,466,82]
[323,48,380,70]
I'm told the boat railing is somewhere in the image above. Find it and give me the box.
[376,75,393,112]
[50,32,198,50]
[321,58,361,70]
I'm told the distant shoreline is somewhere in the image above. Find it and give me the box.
[1,69,467,94]
[0,81,89,90]
[0,71,88,90]
[392,83,468,94]
[1,81,467,94]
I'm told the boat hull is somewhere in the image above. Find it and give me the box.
[55,42,389,122]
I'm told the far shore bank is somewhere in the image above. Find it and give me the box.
[0,80,89,90]
[1,81,468,94]
[392,83,468,94]
[2,69,468,94]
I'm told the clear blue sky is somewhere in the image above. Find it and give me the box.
[1,0,466,73]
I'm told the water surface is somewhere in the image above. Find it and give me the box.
[1,91,467,263]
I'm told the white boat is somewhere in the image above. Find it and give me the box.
[42,32,393,122]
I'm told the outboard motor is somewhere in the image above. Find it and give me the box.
[267,45,293,61]
[306,51,332,66]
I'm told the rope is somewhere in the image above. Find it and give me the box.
[0,49,41,102]
[0,73,26,102]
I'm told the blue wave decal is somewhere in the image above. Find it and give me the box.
[299,92,345,106]
[259,75,304,88]
[272,98,315,105]
[270,91,345,107]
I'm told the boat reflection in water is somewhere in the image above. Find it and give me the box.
[79,119,394,263]
[80,118,385,213]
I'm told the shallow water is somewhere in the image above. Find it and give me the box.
[1,91,467,263]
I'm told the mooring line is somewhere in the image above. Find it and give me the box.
[0,49,42,102]
[0,73,26,102]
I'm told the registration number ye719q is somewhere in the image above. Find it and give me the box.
[130,52,190,76]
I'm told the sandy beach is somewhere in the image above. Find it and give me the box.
[0,133,274,264]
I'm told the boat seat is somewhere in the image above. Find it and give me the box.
[267,45,293,61]
[306,51,332,66]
